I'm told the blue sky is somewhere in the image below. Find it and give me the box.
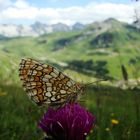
[0,0,139,25]
[11,0,131,8]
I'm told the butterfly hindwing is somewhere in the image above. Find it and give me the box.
[19,58,83,108]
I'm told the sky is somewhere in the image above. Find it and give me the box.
[0,0,140,25]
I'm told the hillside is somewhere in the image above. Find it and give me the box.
[0,18,140,85]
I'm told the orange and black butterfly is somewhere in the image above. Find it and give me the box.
[19,58,84,108]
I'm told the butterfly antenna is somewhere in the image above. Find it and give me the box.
[84,79,107,87]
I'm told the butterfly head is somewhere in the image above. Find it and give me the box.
[75,82,84,95]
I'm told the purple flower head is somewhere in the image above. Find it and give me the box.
[39,103,96,140]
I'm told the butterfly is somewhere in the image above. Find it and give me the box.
[19,58,84,108]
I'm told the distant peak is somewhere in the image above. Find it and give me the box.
[104,18,120,23]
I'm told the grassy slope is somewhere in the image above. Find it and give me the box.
[0,20,140,82]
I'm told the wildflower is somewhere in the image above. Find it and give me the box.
[111,119,119,125]
[39,103,96,140]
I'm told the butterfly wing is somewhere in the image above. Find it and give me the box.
[19,58,79,108]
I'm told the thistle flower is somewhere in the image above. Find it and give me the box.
[39,103,96,140]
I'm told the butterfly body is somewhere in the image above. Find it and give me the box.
[19,58,83,108]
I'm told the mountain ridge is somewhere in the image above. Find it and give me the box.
[0,21,86,37]
[0,18,137,37]
[0,18,140,82]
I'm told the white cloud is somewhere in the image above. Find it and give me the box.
[85,2,135,23]
[0,0,11,9]
[13,0,29,8]
[1,7,38,19]
[0,1,136,25]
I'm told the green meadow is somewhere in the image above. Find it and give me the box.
[0,84,139,140]
[0,19,140,139]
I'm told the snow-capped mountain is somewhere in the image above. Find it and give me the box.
[0,22,85,37]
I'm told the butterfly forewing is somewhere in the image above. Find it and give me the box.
[19,58,82,108]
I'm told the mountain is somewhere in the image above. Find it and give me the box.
[0,24,39,37]
[55,18,140,49]
[72,22,85,30]
[0,34,9,40]
[86,18,136,48]
[0,18,140,83]
[0,22,85,37]
[51,23,70,32]
[31,21,52,34]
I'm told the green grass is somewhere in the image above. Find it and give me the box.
[0,83,139,140]
[1,19,140,82]
[84,86,140,140]
[0,84,44,140]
